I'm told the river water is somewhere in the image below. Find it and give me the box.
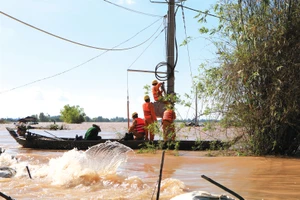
[0,123,300,200]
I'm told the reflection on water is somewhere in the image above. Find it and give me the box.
[1,130,300,200]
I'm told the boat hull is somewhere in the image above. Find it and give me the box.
[6,127,229,150]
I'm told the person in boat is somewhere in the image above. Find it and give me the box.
[143,95,157,141]
[84,124,102,140]
[16,124,27,137]
[162,104,176,141]
[151,80,165,102]
[128,112,146,140]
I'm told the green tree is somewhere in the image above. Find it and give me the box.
[92,116,110,122]
[85,116,92,122]
[39,112,50,122]
[49,115,62,123]
[193,0,300,155]
[60,104,85,123]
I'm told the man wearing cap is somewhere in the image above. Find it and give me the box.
[151,80,164,102]
[84,124,102,140]
[143,95,157,141]
[128,112,146,140]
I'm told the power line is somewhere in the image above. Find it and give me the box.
[127,24,166,111]
[104,0,163,18]
[0,10,163,51]
[128,25,165,69]
[176,4,228,20]
[0,19,165,94]
[180,4,194,120]
[180,4,192,79]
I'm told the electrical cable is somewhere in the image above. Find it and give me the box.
[173,5,179,69]
[0,10,163,51]
[104,0,163,18]
[127,25,166,121]
[128,25,166,69]
[0,18,165,94]
[155,16,169,82]
[180,3,192,78]
[176,4,228,21]
[154,4,179,82]
[180,3,194,120]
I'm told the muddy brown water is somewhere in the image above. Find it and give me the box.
[0,122,299,200]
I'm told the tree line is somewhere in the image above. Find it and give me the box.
[0,104,202,123]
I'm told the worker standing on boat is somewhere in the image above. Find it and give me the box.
[84,124,102,140]
[128,112,146,140]
[162,104,176,141]
[143,95,157,141]
[151,80,165,102]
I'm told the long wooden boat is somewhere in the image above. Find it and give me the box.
[6,127,230,151]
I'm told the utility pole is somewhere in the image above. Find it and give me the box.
[166,0,175,95]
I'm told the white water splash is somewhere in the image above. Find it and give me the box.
[84,141,133,172]
[0,152,18,166]
[38,141,133,185]
[0,151,31,178]
[0,152,18,178]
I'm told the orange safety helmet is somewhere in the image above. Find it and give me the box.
[132,112,138,118]
[152,80,158,85]
[144,95,150,101]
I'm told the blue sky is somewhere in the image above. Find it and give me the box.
[0,0,218,120]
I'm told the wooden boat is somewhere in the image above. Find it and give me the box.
[6,127,230,151]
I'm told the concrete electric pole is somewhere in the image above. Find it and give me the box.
[166,0,175,95]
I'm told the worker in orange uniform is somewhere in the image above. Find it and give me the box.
[162,104,176,141]
[151,80,165,102]
[128,112,146,140]
[143,95,157,141]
